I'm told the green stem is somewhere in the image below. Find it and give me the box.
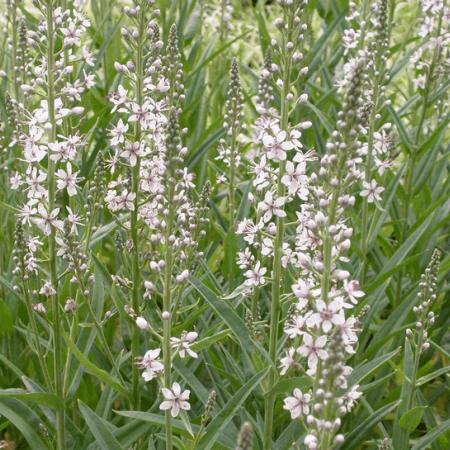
[163,181,175,450]
[360,78,381,284]
[395,9,442,304]
[22,281,52,390]
[10,2,20,101]
[228,106,238,289]
[46,2,65,448]
[263,8,293,448]
[130,9,146,410]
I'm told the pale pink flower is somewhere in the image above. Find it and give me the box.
[297,333,328,371]
[284,315,307,339]
[160,382,191,417]
[280,347,296,375]
[244,261,267,287]
[56,162,80,197]
[109,85,128,112]
[306,299,345,333]
[110,119,128,146]
[263,130,294,161]
[170,332,198,359]
[281,161,309,199]
[343,280,364,305]
[258,191,286,223]
[360,179,384,203]
[138,348,164,381]
[34,204,64,235]
[283,388,311,419]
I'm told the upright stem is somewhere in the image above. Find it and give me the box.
[395,10,442,304]
[162,181,175,450]
[227,75,238,289]
[46,2,65,448]
[360,77,381,283]
[263,10,292,447]
[10,2,20,101]
[22,281,52,390]
[130,9,145,410]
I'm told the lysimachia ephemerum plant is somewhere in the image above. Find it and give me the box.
[393,249,442,449]
[395,0,449,300]
[9,1,93,448]
[236,1,313,448]
[217,58,245,286]
[281,59,369,449]
[107,2,208,448]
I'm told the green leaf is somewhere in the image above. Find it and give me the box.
[63,331,129,398]
[190,329,230,353]
[0,301,14,335]
[114,411,196,439]
[78,400,123,450]
[190,277,254,355]
[411,418,450,450]
[196,368,269,450]
[393,338,415,450]
[0,389,63,409]
[349,348,401,386]
[343,400,401,449]
[400,407,426,433]
[269,377,312,397]
[416,366,450,387]
[0,399,50,450]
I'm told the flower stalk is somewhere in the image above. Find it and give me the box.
[45,1,65,447]
[130,3,146,412]
[263,3,301,448]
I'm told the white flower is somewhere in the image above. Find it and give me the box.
[56,162,80,197]
[283,388,311,419]
[66,207,83,233]
[138,348,164,381]
[110,119,128,146]
[344,385,362,412]
[25,167,47,199]
[61,21,83,47]
[258,191,286,223]
[159,382,191,417]
[306,299,345,333]
[297,333,328,372]
[340,317,359,353]
[121,142,144,167]
[343,280,364,305]
[279,347,296,375]
[244,261,267,287]
[109,85,128,112]
[128,101,153,127]
[39,281,56,297]
[281,161,308,199]
[170,331,198,358]
[360,179,384,203]
[343,28,360,51]
[34,204,64,235]
[33,303,47,314]
[10,172,22,190]
[284,314,307,339]
[263,130,294,161]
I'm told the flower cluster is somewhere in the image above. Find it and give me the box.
[281,60,369,449]
[237,0,313,297]
[9,0,92,305]
[406,249,441,350]
[411,0,450,119]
